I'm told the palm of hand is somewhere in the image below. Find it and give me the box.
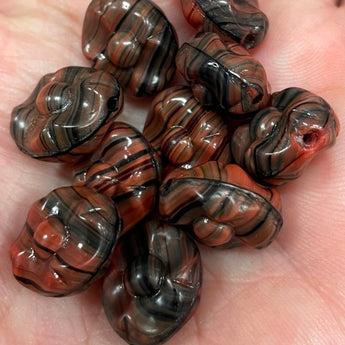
[0,1,344,344]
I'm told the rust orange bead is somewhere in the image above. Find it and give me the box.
[82,0,178,97]
[231,87,340,185]
[73,122,161,234]
[160,161,283,249]
[10,66,123,163]
[10,186,121,296]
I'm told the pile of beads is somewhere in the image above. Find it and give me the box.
[9,1,340,345]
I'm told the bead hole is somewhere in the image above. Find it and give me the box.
[303,131,319,147]
[107,97,119,112]
[243,33,257,49]
[161,179,173,194]
[252,93,263,105]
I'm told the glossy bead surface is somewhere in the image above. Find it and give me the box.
[143,85,231,170]
[180,0,269,49]
[10,186,121,296]
[160,161,282,248]
[73,122,161,233]
[176,32,270,114]
[102,218,202,345]
[82,0,178,97]
[231,87,340,185]
[10,66,123,163]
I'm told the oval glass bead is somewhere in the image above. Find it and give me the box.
[160,161,283,248]
[176,32,270,114]
[82,0,178,97]
[102,218,202,345]
[73,122,161,233]
[180,0,269,49]
[231,87,340,185]
[10,186,121,296]
[10,66,123,163]
[143,85,231,171]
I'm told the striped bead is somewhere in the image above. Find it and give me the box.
[159,161,283,249]
[102,218,202,345]
[231,87,340,185]
[10,186,121,297]
[180,0,268,49]
[143,85,231,171]
[73,122,161,233]
[176,32,270,115]
[82,0,178,97]
[10,66,123,163]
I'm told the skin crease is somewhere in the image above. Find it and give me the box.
[0,0,345,344]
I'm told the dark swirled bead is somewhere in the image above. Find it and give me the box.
[102,218,202,345]
[10,186,121,297]
[143,85,231,170]
[231,87,340,185]
[159,161,282,248]
[82,0,178,97]
[176,32,270,115]
[73,122,161,234]
[10,66,123,163]
[180,0,269,49]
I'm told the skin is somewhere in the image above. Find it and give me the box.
[0,0,344,344]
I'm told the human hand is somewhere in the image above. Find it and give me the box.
[0,1,344,344]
